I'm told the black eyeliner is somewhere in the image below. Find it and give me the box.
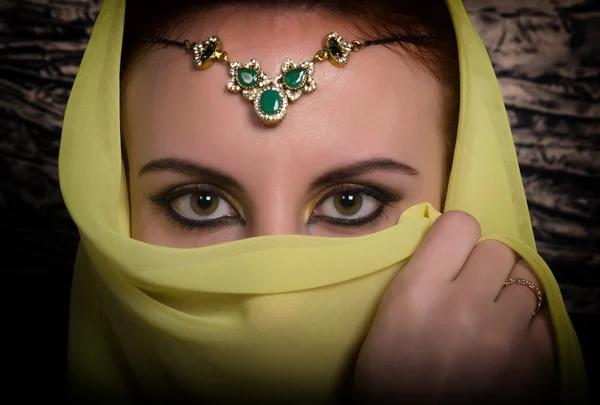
[150,184,234,207]
[308,203,388,227]
[150,184,245,229]
[150,182,400,232]
[306,184,400,227]
[161,208,242,230]
[312,184,400,208]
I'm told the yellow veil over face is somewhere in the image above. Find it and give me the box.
[59,0,589,403]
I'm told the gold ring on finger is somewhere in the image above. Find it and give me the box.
[503,277,543,316]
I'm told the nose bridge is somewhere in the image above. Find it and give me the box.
[249,200,302,237]
[250,217,299,237]
[242,142,310,237]
[247,179,304,237]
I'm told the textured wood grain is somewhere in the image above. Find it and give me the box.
[465,1,600,396]
[0,0,598,400]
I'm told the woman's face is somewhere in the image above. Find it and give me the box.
[124,7,448,248]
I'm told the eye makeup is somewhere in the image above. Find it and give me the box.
[150,184,246,230]
[149,182,401,233]
[302,183,401,223]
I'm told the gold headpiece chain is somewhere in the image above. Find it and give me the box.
[140,33,450,126]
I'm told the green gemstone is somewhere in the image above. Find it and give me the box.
[259,90,282,115]
[200,42,216,61]
[327,39,342,57]
[237,68,258,88]
[284,68,307,90]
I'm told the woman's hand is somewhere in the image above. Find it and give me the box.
[353,211,555,405]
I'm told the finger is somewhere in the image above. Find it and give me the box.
[502,304,555,399]
[454,240,517,300]
[495,259,544,328]
[528,305,555,371]
[397,210,481,287]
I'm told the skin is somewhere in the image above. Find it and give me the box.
[123,7,446,248]
[354,213,555,404]
[123,6,555,402]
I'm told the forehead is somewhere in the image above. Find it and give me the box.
[123,7,442,175]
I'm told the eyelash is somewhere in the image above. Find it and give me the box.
[150,184,399,232]
[151,185,245,231]
[306,185,394,228]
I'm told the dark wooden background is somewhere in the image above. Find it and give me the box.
[1,0,598,401]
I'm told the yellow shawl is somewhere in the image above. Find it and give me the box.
[59,0,589,403]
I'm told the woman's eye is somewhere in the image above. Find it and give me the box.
[153,185,396,231]
[312,190,381,222]
[170,191,238,222]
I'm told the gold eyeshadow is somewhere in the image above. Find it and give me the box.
[218,188,246,219]
[302,183,400,223]
[302,185,338,222]
[152,182,400,231]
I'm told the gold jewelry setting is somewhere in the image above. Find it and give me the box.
[324,32,354,66]
[140,32,449,126]
[190,36,226,69]
[227,59,271,100]
[185,32,359,126]
[503,277,544,316]
[275,59,317,102]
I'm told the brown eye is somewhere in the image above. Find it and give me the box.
[171,190,237,221]
[307,185,399,229]
[190,192,219,216]
[313,190,379,221]
[334,192,363,216]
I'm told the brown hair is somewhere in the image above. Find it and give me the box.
[121,0,459,179]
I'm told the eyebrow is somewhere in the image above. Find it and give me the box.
[310,158,419,188]
[139,157,419,188]
[139,158,243,190]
